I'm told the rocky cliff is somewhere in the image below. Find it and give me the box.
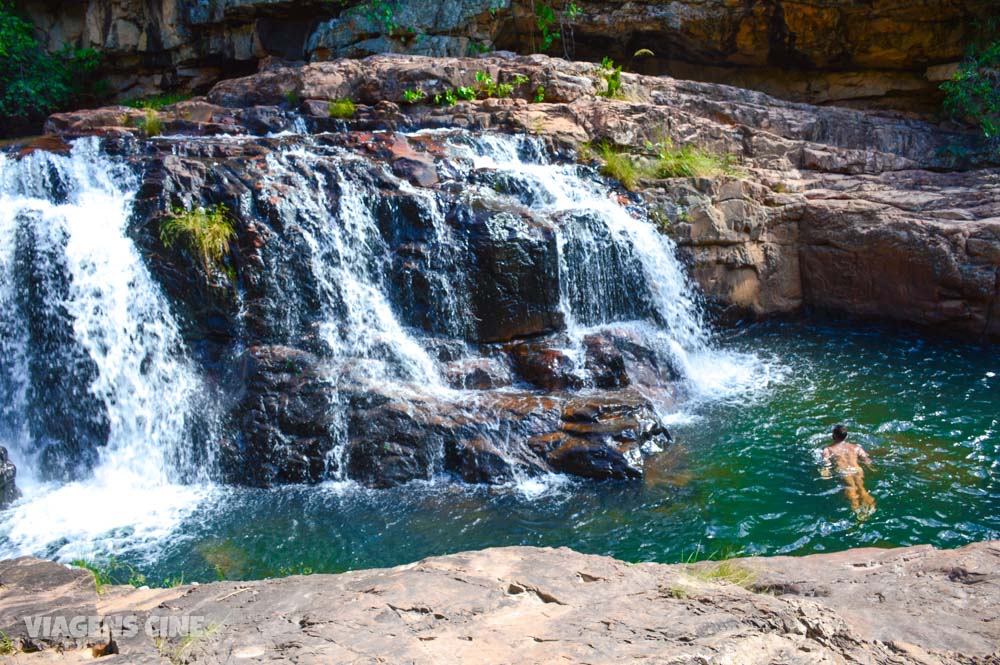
[22,0,995,112]
[1,542,998,663]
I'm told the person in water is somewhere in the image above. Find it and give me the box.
[821,424,875,515]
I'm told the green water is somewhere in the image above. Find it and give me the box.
[29,321,1000,582]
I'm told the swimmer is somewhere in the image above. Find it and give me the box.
[821,424,875,516]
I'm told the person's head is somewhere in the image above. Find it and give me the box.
[832,424,848,442]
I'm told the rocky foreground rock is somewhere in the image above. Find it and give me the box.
[0,542,998,663]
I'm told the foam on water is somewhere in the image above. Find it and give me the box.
[0,139,212,560]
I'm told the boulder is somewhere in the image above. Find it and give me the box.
[0,447,18,508]
[506,339,583,391]
[461,209,565,342]
[222,346,339,486]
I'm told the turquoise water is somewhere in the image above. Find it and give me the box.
[118,321,997,582]
[7,321,999,582]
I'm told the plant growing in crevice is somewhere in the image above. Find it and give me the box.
[652,138,739,178]
[533,85,546,102]
[138,108,162,137]
[402,88,426,103]
[328,98,355,119]
[0,631,15,656]
[282,90,301,108]
[596,142,650,190]
[160,203,236,277]
[596,56,623,98]
[433,89,458,106]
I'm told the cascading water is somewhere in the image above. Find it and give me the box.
[0,129,762,563]
[445,132,761,401]
[0,139,213,560]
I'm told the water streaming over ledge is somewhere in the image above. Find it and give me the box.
[0,139,214,559]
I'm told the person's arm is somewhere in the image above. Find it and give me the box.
[857,446,873,467]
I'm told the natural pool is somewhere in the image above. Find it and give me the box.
[7,320,991,584]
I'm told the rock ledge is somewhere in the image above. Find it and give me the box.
[1,541,998,663]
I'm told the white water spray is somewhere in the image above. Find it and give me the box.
[0,139,212,561]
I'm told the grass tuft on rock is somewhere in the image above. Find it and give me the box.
[686,558,757,588]
[160,203,236,275]
[596,142,652,190]
[328,98,356,119]
[654,139,738,178]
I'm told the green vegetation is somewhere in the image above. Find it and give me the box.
[597,142,646,190]
[653,138,738,178]
[282,90,301,107]
[534,85,546,103]
[160,203,236,276]
[122,92,192,111]
[592,139,739,190]
[473,71,532,100]
[72,556,192,591]
[0,630,17,655]
[941,38,1000,147]
[686,558,757,587]
[138,108,162,137]
[476,70,498,97]
[328,97,356,119]
[402,88,426,103]
[534,1,560,52]
[455,85,476,101]
[72,558,115,594]
[596,56,623,98]
[0,1,103,135]
[532,1,580,56]
[434,89,458,106]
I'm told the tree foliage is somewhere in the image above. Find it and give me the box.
[942,40,1000,143]
[0,2,101,135]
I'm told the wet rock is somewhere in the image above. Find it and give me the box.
[528,392,670,481]
[462,209,564,343]
[444,357,513,390]
[0,447,18,508]
[10,220,109,479]
[583,328,682,389]
[536,434,641,481]
[507,340,582,391]
[223,346,338,487]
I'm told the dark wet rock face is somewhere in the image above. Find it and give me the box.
[113,130,681,488]
[0,447,17,508]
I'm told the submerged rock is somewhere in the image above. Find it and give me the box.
[0,447,17,508]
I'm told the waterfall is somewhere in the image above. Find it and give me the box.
[0,129,763,562]
[0,139,212,560]
[444,132,757,399]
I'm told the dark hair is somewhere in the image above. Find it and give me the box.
[832,424,848,442]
